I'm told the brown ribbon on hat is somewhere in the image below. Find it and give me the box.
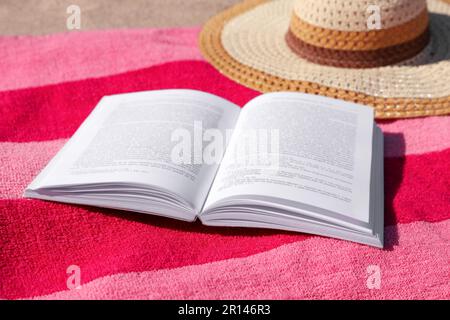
[286,8,431,68]
[286,28,431,68]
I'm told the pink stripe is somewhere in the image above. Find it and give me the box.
[0,140,66,199]
[378,116,450,157]
[0,28,202,91]
[29,220,450,300]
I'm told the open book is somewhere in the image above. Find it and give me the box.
[25,90,384,248]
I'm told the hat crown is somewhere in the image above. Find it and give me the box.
[293,0,427,31]
[287,0,431,68]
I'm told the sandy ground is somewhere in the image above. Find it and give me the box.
[0,0,241,35]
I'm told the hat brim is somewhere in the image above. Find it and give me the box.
[199,0,450,118]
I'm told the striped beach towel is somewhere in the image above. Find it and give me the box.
[0,1,449,299]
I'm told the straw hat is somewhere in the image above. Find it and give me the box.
[199,0,450,118]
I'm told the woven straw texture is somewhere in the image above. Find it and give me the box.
[294,0,427,31]
[199,0,450,118]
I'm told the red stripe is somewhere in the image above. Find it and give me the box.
[0,61,258,142]
[1,149,449,298]
[0,200,304,299]
[384,149,450,225]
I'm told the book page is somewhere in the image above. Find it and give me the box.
[28,90,240,213]
[203,92,374,224]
